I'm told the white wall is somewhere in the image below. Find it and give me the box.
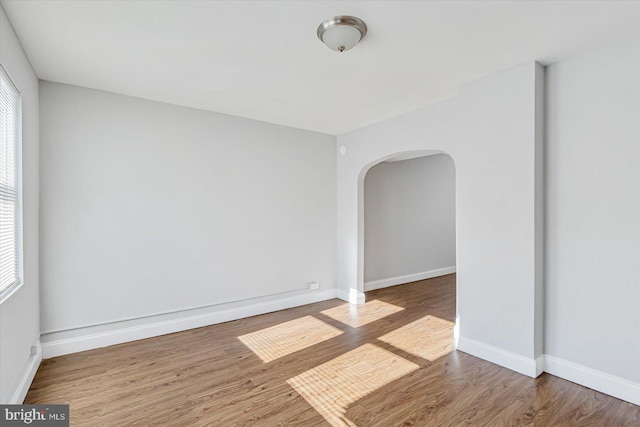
[364,154,455,284]
[337,63,545,377]
[545,42,640,385]
[39,82,336,350]
[0,6,40,403]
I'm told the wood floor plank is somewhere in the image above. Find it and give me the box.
[25,275,640,426]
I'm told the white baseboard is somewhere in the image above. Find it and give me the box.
[535,355,545,377]
[364,266,456,291]
[544,355,640,406]
[9,341,42,403]
[34,287,640,408]
[336,288,366,305]
[349,288,365,305]
[457,337,541,378]
[456,340,639,406]
[41,289,337,359]
[336,288,349,302]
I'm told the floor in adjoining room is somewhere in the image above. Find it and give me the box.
[26,274,640,426]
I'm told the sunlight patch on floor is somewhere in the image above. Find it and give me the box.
[287,343,419,427]
[320,299,404,328]
[238,315,343,363]
[378,315,454,361]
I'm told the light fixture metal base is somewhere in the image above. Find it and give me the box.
[317,15,367,52]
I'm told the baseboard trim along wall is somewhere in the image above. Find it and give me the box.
[336,288,366,305]
[457,337,541,378]
[543,355,640,406]
[33,287,640,408]
[364,266,456,292]
[9,341,42,404]
[41,289,337,359]
[336,288,349,302]
[457,341,640,406]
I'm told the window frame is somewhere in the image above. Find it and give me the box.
[0,63,24,304]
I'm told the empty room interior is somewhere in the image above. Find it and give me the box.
[0,1,639,425]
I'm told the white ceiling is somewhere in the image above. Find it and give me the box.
[2,1,640,135]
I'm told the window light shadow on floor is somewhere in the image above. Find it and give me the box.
[237,315,343,363]
[378,314,454,361]
[287,343,419,427]
[320,299,404,328]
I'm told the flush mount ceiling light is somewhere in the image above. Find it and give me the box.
[317,16,367,53]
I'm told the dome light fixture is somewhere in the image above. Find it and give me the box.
[317,16,367,53]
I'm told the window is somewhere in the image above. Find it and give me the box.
[0,65,22,301]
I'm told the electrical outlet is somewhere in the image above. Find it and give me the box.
[308,282,320,290]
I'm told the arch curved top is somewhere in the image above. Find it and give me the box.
[357,149,456,187]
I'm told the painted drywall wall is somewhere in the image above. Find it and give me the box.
[364,154,455,283]
[337,63,544,376]
[39,82,336,338]
[545,41,640,384]
[0,6,40,403]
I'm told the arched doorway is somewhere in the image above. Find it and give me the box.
[362,152,456,293]
[362,152,458,345]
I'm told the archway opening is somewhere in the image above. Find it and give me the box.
[363,153,456,290]
[359,151,458,353]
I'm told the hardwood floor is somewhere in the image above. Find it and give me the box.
[26,274,639,426]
